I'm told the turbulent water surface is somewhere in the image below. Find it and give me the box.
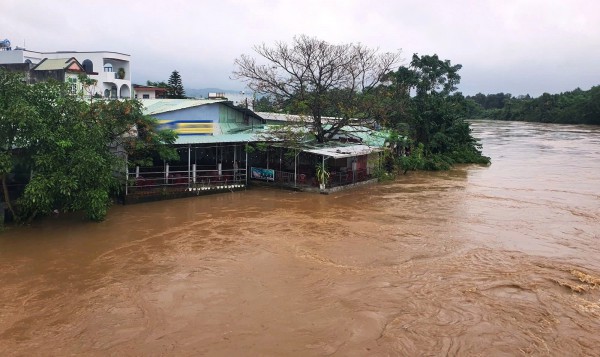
[1,120,599,356]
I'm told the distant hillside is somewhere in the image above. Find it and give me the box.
[186,88,249,99]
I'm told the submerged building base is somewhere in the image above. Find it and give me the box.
[122,177,379,205]
[248,178,379,194]
[123,184,247,205]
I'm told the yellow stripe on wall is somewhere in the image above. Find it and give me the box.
[177,122,214,134]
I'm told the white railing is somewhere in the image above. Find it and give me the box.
[126,165,246,194]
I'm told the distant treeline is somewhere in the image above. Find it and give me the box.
[464,86,600,125]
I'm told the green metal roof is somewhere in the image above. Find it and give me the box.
[348,128,390,147]
[141,99,227,115]
[303,144,384,159]
[33,57,81,71]
[174,132,263,145]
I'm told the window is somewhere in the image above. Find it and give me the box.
[103,63,113,72]
[143,94,150,99]
[82,59,93,73]
[68,77,77,94]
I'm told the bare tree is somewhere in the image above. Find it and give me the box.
[233,35,401,143]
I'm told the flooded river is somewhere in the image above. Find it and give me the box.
[1,120,599,356]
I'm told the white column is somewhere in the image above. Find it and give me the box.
[125,165,129,196]
[187,145,191,187]
[322,155,325,188]
[165,163,169,184]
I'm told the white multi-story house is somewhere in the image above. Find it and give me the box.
[0,47,132,98]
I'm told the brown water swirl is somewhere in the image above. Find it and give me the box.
[1,120,599,355]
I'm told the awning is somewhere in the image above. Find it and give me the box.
[303,144,383,159]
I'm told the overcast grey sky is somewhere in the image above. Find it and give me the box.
[3,0,599,96]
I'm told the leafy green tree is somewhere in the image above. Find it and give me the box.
[367,66,416,132]
[378,54,490,170]
[582,86,600,125]
[119,103,179,167]
[77,73,99,102]
[167,70,186,99]
[19,81,115,221]
[0,69,177,223]
[0,70,39,219]
[465,86,600,125]
[146,80,168,88]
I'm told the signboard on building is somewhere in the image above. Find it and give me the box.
[251,167,275,181]
[158,119,214,135]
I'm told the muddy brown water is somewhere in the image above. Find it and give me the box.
[1,120,599,356]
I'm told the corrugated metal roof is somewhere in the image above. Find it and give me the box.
[174,132,263,145]
[255,112,313,123]
[303,144,384,159]
[256,113,391,147]
[346,128,389,147]
[256,112,357,123]
[141,99,226,115]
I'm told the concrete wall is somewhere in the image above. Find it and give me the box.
[134,88,156,99]
[0,50,26,64]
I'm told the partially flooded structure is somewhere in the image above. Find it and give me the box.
[125,101,392,203]
[125,99,264,203]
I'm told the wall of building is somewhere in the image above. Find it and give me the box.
[0,49,132,98]
[153,105,219,135]
[219,105,246,124]
[134,89,157,99]
[64,52,131,99]
[30,69,66,83]
[0,50,25,64]
[65,72,83,95]
[152,103,263,136]
[0,62,32,72]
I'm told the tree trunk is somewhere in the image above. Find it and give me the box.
[1,174,16,220]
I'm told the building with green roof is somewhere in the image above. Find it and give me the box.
[125,100,393,202]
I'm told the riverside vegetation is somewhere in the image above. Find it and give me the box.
[464,86,600,125]
[0,69,177,225]
[3,36,493,224]
[244,39,491,174]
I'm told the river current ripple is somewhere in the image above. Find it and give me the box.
[1,120,599,355]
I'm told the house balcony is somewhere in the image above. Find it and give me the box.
[98,71,129,83]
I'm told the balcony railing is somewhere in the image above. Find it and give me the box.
[126,166,247,195]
